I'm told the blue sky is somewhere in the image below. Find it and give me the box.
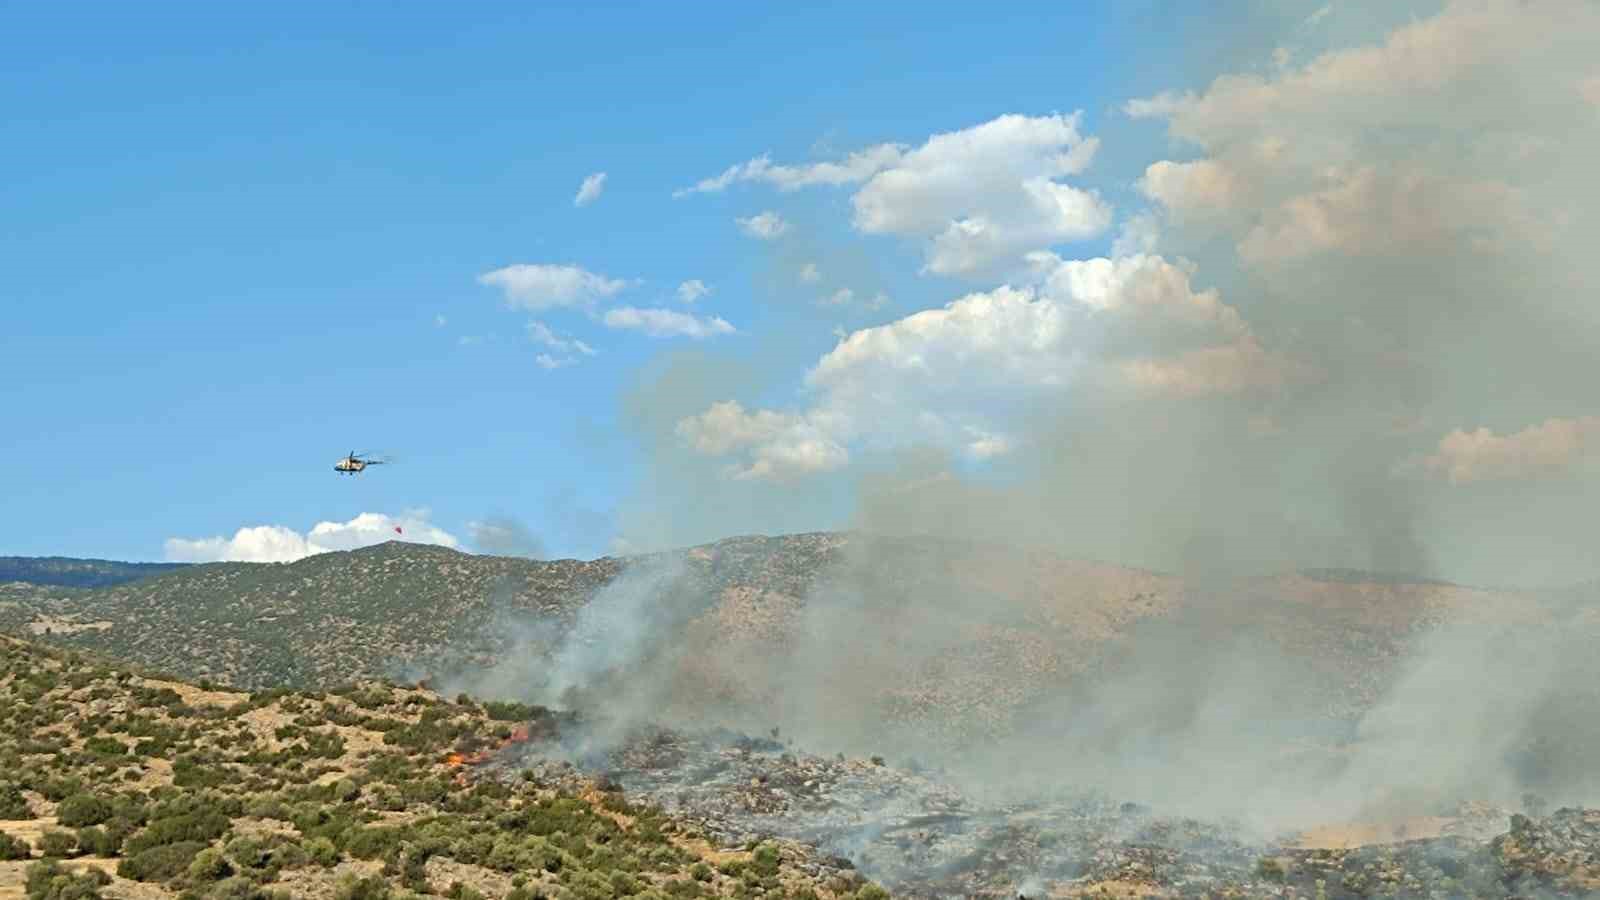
[14,1,1589,586]
[0,2,1156,560]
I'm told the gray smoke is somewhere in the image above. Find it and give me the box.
[450,0,1600,879]
[467,516,547,560]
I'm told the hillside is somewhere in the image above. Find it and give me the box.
[0,558,189,589]
[8,633,1600,899]
[0,533,1559,758]
[0,634,879,900]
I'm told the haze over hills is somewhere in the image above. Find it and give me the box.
[0,557,190,589]
[5,536,1600,897]
[5,532,1598,839]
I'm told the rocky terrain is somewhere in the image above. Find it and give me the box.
[459,713,1600,898]
[0,634,882,899]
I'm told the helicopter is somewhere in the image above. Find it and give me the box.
[334,450,386,475]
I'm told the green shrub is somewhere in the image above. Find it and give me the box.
[188,847,234,882]
[0,783,32,818]
[38,777,84,803]
[117,840,207,882]
[37,830,76,858]
[24,859,110,900]
[82,737,127,758]
[75,826,121,857]
[0,831,31,860]
[333,875,393,900]
[344,825,404,860]
[751,843,780,877]
[57,793,113,828]
[123,809,230,856]
[305,836,339,868]
[854,886,890,900]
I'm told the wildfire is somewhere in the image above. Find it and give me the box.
[440,718,548,787]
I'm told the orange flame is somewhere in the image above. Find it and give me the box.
[445,752,466,767]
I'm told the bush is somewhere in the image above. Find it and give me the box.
[1,783,36,818]
[333,875,393,900]
[0,831,31,860]
[117,840,208,882]
[189,847,234,882]
[37,830,76,858]
[751,843,780,877]
[25,859,110,900]
[345,825,404,861]
[75,826,121,857]
[82,737,126,758]
[305,836,339,868]
[57,793,113,828]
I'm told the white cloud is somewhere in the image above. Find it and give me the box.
[1305,4,1332,27]
[1425,417,1600,484]
[821,288,853,307]
[676,279,711,303]
[673,143,905,196]
[688,113,1111,275]
[847,113,1111,275]
[735,211,790,240]
[478,263,634,311]
[799,263,821,283]
[674,401,848,481]
[677,252,1287,480]
[574,172,607,207]
[165,511,460,563]
[527,320,596,356]
[527,321,596,369]
[602,306,736,339]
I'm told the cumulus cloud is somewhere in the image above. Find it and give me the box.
[1127,0,1596,268]
[820,288,853,307]
[574,172,607,207]
[675,401,848,481]
[165,511,460,563]
[1425,417,1600,485]
[478,263,634,311]
[676,279,710,303]
[676,252,1282,479]
[735,211,790,240]
[689,113,1111,275]
[799,263,821,283]
[603,306,735,339]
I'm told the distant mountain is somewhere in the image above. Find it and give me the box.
[0,555,189,588]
